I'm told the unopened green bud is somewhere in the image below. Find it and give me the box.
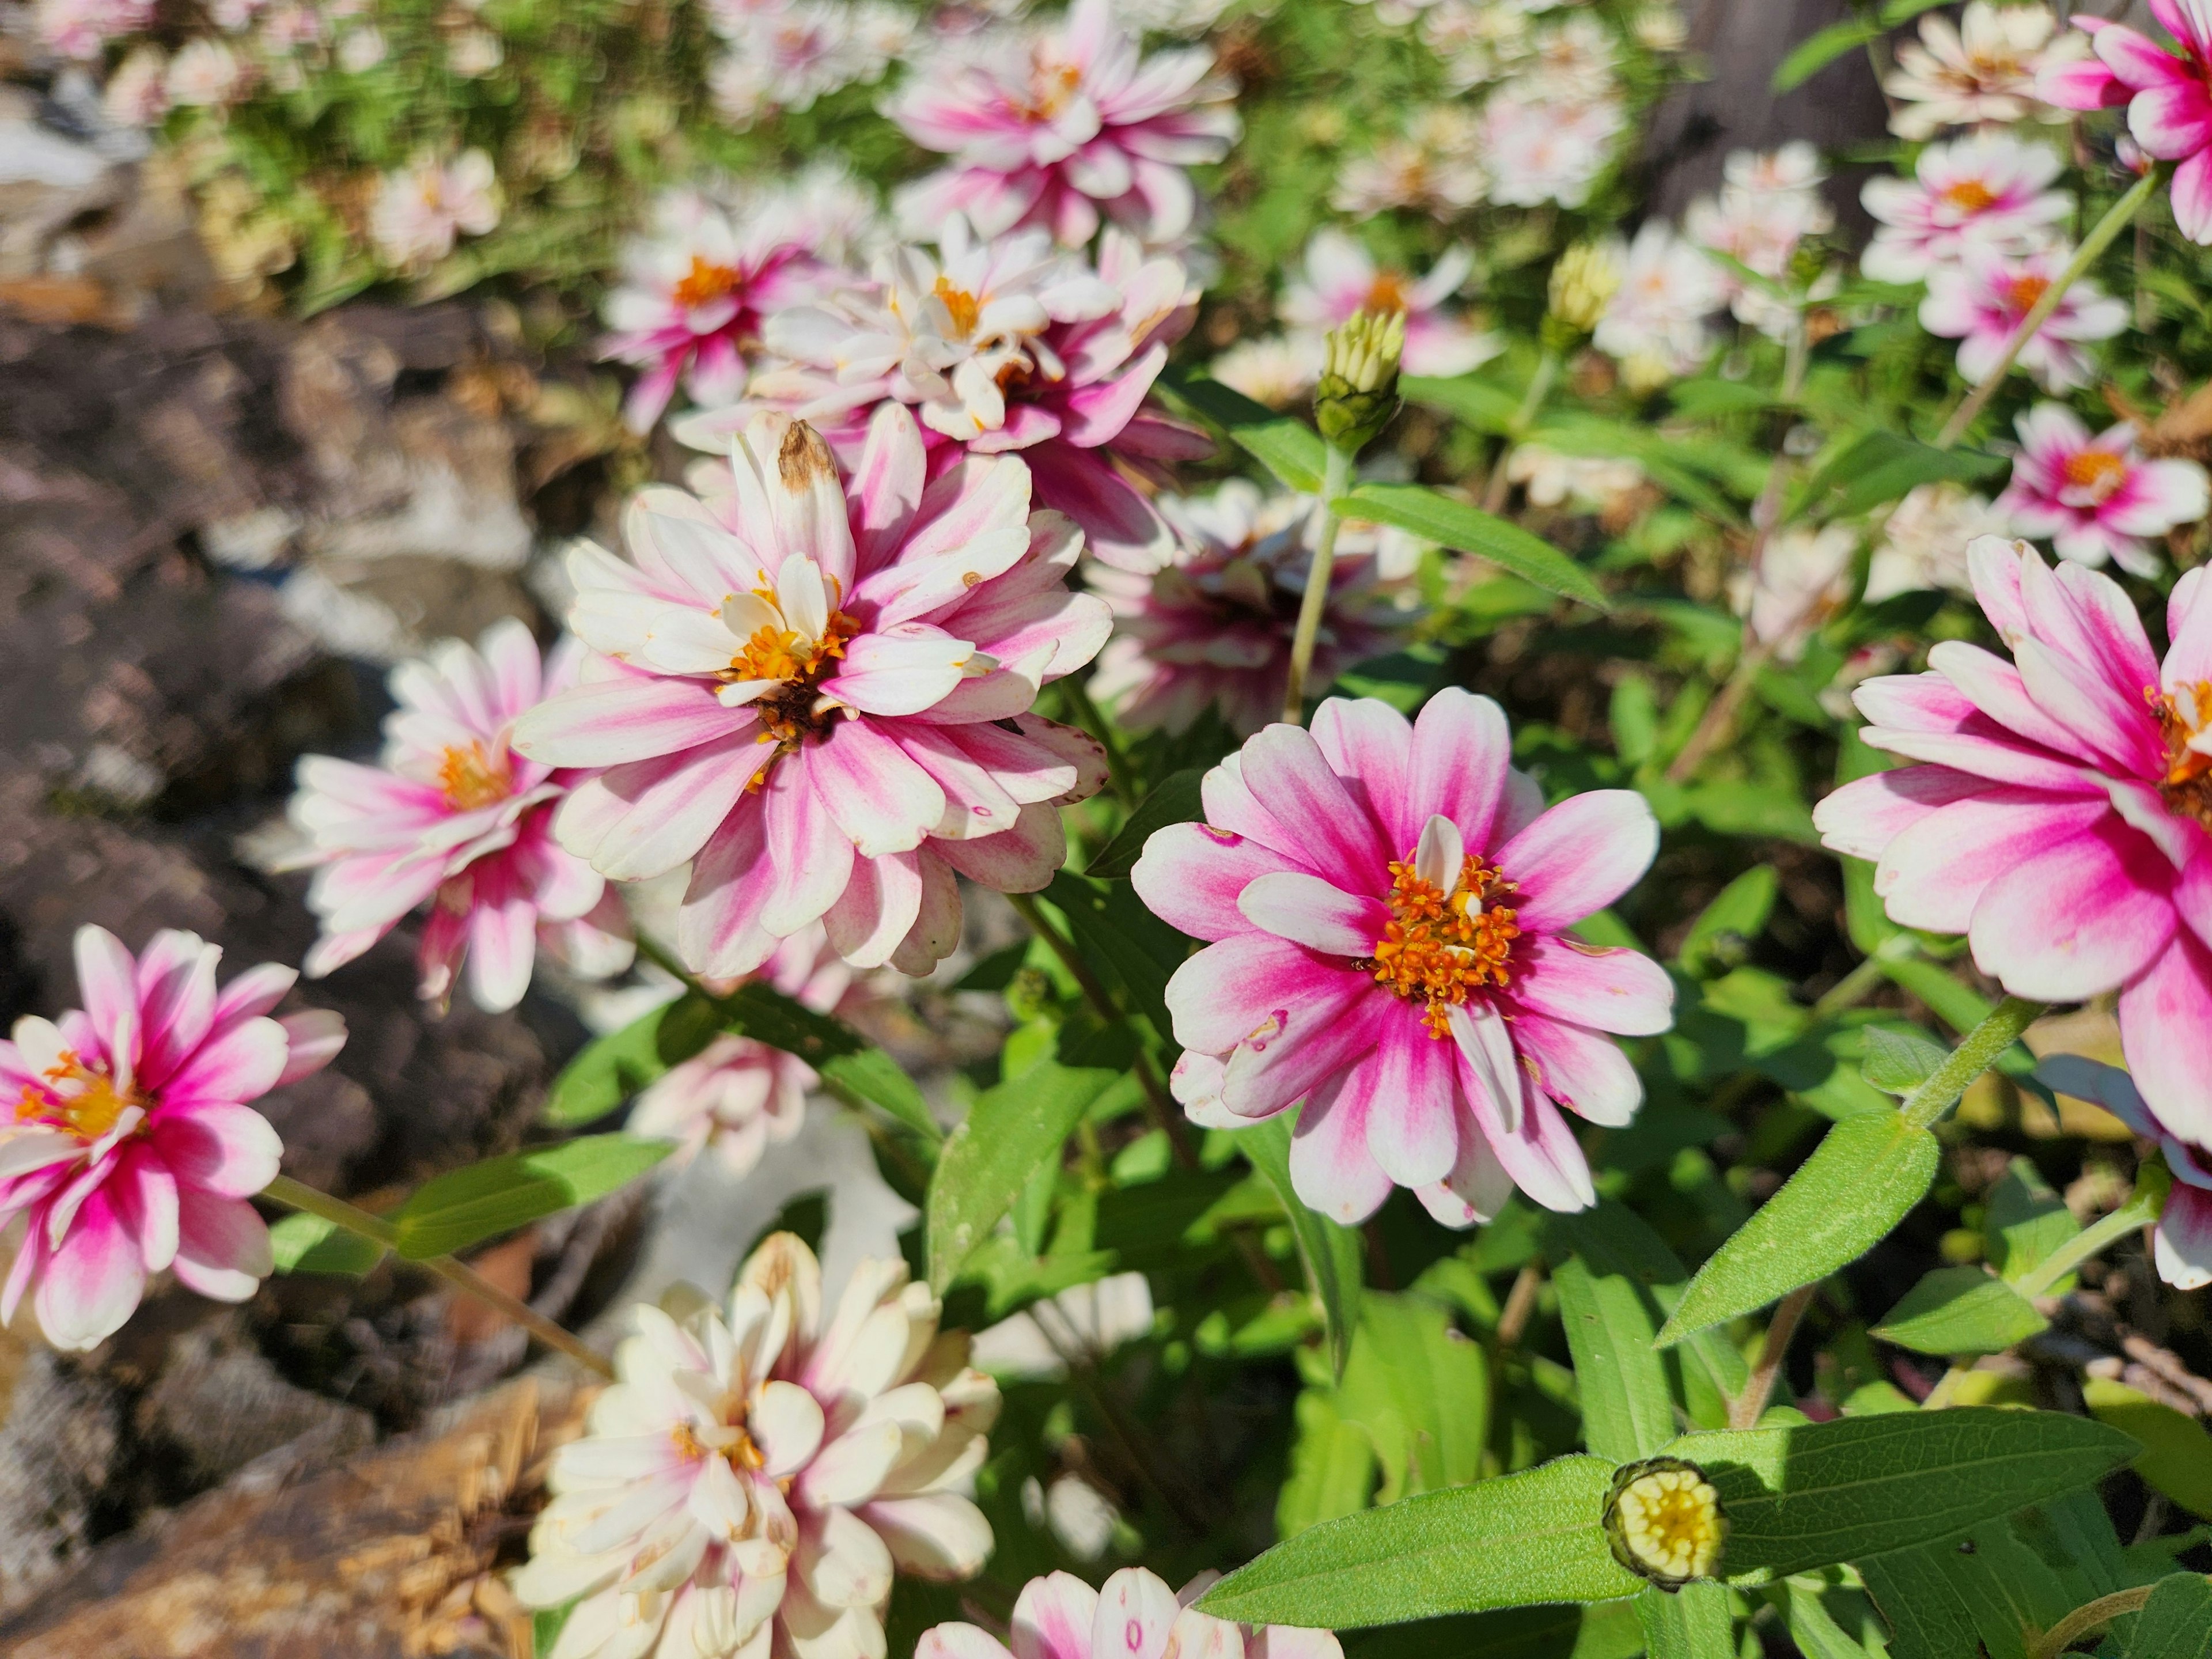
[1315,307,1404,454]
[1547,239,1623,336]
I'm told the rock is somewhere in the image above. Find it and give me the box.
[0,1340,126,1616]
[133,1322,376,1493]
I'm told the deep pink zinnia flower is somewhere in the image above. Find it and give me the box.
[285,620,635,1014]
[1919,243,2127,395]
[510,408,1111,979]
[1816,536,2212,1158]
[1,926,344,1350]
[1131,692,1670,1226]
[679,222,1210,573]
[2042,2,2212,243]
[1997,402,2210,578]
[885,0,1240,247]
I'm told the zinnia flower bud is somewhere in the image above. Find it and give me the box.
[1314,308,1404,454]
[1548,240,1623,336]
[1604,1457,1726,1588]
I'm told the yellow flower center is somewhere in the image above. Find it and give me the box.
[2006,274,2050,315]
[2152,680,2212,827]
[726,604,862,764]
[16,1049,143,1142]
[1012,56,1083,122]
[670,1420,765,1474]
[438,740,514,811]
[1941,179,1998,213]
[931,276,982,339]
[1361,853,1520,1039]
[673,255,744,310]
[1363,271,1412,316]
[1607,1459,1726,1586]
[2062,448,2128,501]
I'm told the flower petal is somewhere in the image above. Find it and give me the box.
[1969,819,2177,1000]
[1496,791,1659,934]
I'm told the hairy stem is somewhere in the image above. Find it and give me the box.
[1899,995,2044,1132]
[263,1174,615,1379]
[1282,444,1358,724]
[2013,1181,2168,1299]
[1934,170,2158,450]
[1730,1285,1815,1429]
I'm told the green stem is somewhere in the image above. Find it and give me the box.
[263,1173,615,1379]
[632,929,712,997]
[1282,444,1358,725]
[1479,346,1562,514]
[2026,1582,2210,1659]
[2013,1181,2167,1300]
[1899,995,2045,1132]
[1730,1284,1815,1429]
[1809,938,1915,1021]
[1934,171,2159,450]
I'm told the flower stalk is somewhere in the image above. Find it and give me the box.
[262,1172,615,1378]
[1934,168,2159,450]
[1898,995,2044,1131]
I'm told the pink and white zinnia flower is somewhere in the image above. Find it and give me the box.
[1883,1,2086,142]
[918,1568,1342,1659]
[1919,243,2127,395]
[510,410,1110,980]
[2035,1053,2212,1287]
[1088,480,1418,738]
[1859,131,2073,285]
[513,1233,999,1659]
[1280,230,1500,380]
[1997,403,2211,577]
[369,149,499,269]
[1815,537,2212,1173]
[628,926,858,1176]
[285,620,634,1014]
[603,171,873,433]
[887,0,1240,247]
[2042,1,2212,243]
[1132,692,1671,1226]
[685,222,1209,572]
[1,927,344,1350]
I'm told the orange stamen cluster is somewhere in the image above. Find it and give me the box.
[931,276,982,338]
[2062,449,2129,499]
[1940,179,1998,213]
[735,609,863,766]
[2153,681,2212,828]
[16,1048,139,1142]
[1365,854,1520,1039]
[2006,274,2051,315]
[438,740,514,811]
[1363,271,1412,315]
[672,255,744,310]
[1010,57,1083,123]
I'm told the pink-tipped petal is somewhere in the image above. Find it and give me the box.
[1497,791,1660,933]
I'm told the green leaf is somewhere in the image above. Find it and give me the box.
[1859,1025,1955,1097]
[1659,1110,1940,1345]
[533,1603,575,1658]
[1279,1387,1379,1539]
[1664,1408,2138,1582]
[2128,1574,2212,1659]
[1986,1157,2080,1283]
[1637,1582,1734,1659]
[1086,767,1206,880]
[390,1134,676,1260]
[267,1211,385,1277]
[1771,18,1878,92]
[1045,869,1188,1037]
[1155,370,1326,492]
[925,1054,1120,1291]
[1553,1255,1675,1461]
[2084,1378,2212,1518]
[1196,1453,1643,1628]
[1337,1293,1490,1501]
[541,994,720,1126]
[1338,1600,1644,1659]
[1400,373,1522,434]
[1340,482,1608,609]
[719,980,938,1143]
[1791,431,2008,524]
[1872,1266,2048,1355]
[1782,1582,1877,1659]
[1238,1116,1363,1380]
[1676,867,1777,978]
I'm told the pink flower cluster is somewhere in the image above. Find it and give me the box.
[2044,0,2212,243]
[1,927,343,1349]
[1280,230,1498,380]
[284,620,633,1015]
[680,221,1209,571]
[1997,404,2210,577]
[1816,537,2212,1260]
[512,409,1109,980]
[886,0,1240,247]
[1133,691,1670,1225]
[919,1567,1340,1659]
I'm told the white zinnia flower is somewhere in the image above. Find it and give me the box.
[1864,482,2009,601]
[514,1233,999,1659]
